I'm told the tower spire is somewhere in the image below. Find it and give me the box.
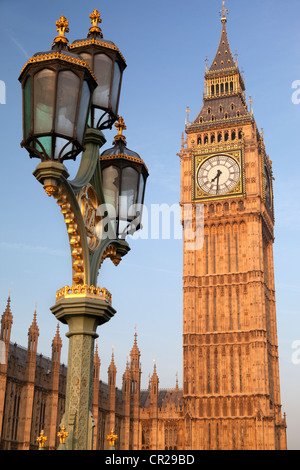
[208,3,235,74]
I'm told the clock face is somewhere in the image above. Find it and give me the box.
[197,154,240,195]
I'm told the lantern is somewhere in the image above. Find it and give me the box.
[100,117,148,238]
[19,15,97,162]
[70,9,126,130]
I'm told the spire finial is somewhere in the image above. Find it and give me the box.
[134,325,138,345]
[185,106,190,125]
[220,1,228,23]
[248,96,253,115]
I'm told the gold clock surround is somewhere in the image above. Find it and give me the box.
[192,144,245,201]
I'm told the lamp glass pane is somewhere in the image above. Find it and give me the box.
[35,136,52,157]
[24,76,31,138]
[137,173,145,205]
[79,52,93,69]
[34,68,55,133]
[54,137,70,160]
[55,70,80,137]
[76,80,90,143]
[93,53,112,108]
[135,173,145,229]
[102,165,120,215]
[120,167,138,219]
[111,61,121,114]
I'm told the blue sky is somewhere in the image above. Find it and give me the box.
[0,0,299,450]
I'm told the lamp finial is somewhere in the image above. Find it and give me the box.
[52,15,69,49]
[114,116,127,143]
[88,9,103,38]
[107,429,118,448]
[37,430,47,449]
[57,425,69,445]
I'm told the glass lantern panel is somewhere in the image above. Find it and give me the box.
[34,68,55,133]
[79,52,93,70]
[102,165,120,216]
[24,76,31,138]
[137,173,145,205]
[35,136,52,158]
[54,137,70,160]
[93,53,112,109]
[76,80,90,144]
[110,61,121,114]
[55,70,80,137]
[120,167,138,220]
[135,173,145,229]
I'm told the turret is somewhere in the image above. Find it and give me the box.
[129,329,141,450]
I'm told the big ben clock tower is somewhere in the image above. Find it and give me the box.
[179,3,287,450]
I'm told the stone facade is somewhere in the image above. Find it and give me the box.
[0,300,182,450]
[179,9,287,450]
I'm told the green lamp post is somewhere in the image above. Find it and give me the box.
[19,12,148,450]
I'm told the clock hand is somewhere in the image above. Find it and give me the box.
[211,169,222,182]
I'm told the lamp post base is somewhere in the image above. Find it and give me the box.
[51,289,115,450]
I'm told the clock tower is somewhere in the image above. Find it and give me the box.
[179,3,287,450]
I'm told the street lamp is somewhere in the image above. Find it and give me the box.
[19,11,148,451]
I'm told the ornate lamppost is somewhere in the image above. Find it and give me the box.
[19,11,148,450]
